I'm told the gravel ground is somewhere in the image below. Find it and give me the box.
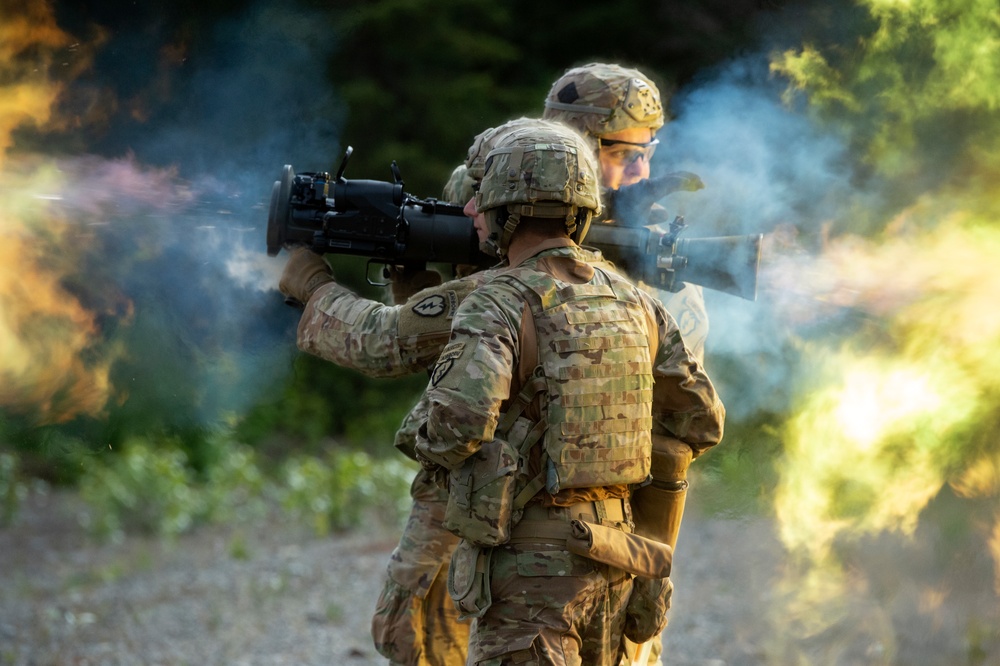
[2,486,998,665]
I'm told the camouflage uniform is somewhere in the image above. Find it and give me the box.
[544,63,710,664]
[415,122,725,666]
[295,226,639,666]
[415,242,724,665]
[298,272,487,665]
[293,155,488,664]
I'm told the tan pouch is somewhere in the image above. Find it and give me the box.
[565,519,673,578]
[443,437,519,546]
[447,539,493,620]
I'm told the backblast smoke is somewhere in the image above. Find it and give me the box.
[648,0,1000,661]
[0,2,336,429]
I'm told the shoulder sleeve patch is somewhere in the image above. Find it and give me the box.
[410,293,446,317]
[429,341,466,387]
[438,340,466,361]
[398,289,463,338]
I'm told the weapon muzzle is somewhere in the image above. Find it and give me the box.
[669,234,763,301]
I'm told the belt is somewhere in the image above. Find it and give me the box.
[509,498,631,544]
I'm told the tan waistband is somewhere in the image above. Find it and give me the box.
[509,498,631,545]
[521,497,628,524]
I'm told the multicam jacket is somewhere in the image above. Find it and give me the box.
[648,283,707,362]
[295,247,630,378]
[295,248,613,456]
[297,273,492,379]
[415,241,725,488]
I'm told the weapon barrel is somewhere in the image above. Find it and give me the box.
[585,224,762,301]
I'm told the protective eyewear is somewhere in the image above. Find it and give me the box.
[599,138,659,166]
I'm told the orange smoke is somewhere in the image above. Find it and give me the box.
[0,3,70,163]
[0,4,129,423]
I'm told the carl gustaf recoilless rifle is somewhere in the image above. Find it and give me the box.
[266,146,762,301]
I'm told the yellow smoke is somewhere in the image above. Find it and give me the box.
[774,205,1000,563]
[764,0,1000,623]
[775,0,1000,177]
[0,4,127,423]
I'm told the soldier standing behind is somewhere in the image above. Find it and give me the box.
[414,120,724,665]
[543,63,708,664]
[543,62,710,362]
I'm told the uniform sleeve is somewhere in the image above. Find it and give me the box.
[415,286,521,470]
[642,291,725,457]
[648,283,709,364]
[296,277,480,378]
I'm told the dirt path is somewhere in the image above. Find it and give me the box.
[2,488,998,665]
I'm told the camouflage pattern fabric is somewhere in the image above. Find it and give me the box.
[475,120,601,218]
[489,262,656,493]
[416,243,724,473]
[442,164,476,206]
[415,241,725,666]
[295,273,495,665]
[471,544,633,665]
[297,274,490,378]
[651,284,708,363]
[542,63,664,149]
[371,468,470,665]
[465,117,539,181]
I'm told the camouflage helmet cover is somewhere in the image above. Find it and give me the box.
[441,164,475,204]
[476,119,601,254]
[542,62,664,141]
[464,116,538,182]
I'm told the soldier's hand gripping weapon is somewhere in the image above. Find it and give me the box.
[267,148,762,300]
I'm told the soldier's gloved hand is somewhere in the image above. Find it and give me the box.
[279,246,334,305]
[624,576,673,643]
[388,265,443,304]
[670,170,705,192]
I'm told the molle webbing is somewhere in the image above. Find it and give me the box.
[496,264,654,493]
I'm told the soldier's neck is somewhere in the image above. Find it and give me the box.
[506,233,574,268]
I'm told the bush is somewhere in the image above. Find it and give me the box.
[75,430,415,542]
[201,441,270,524]
[78,438,205,541]
[279,449,415,536]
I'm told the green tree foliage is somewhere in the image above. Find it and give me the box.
[314,0,792,194]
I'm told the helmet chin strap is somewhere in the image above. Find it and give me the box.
[499,211,521,255]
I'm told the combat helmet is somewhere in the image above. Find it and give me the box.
[441,118,539,208]
[464,117,539,182]
[441,164,475,205]
[542,62,664,145]
[476,119,601,257]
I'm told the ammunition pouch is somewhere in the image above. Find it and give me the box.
[509,499,672,579]
[623,576,673,643]
[447,539,493,620]
[442,376,548,547]
[442,437,522,546]
[565,519,673,579]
